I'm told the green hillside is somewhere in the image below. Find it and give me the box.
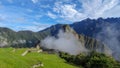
[0,48,78,68]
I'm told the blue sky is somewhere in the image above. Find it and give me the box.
[0,0,120,31]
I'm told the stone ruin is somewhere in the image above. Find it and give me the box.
[21,40,43,56]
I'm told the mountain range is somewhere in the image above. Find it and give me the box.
[0,17,120,48]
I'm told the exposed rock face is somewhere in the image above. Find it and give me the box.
[0,27,45,47]
[0,36,8,47]
[62,25,109,53]
[0,18,119,49]
[0,24,108,54]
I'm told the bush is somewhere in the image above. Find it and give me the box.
[85,51,117,68]
[59,51,120,68]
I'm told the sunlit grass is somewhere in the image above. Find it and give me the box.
[0,48,78,68]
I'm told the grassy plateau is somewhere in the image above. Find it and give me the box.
[0,48,78,68]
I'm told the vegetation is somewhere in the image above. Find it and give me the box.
[0,48,78,68]
[0,27,53,48]
[59,51,120,68]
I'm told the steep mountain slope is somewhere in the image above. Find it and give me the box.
[71,17,120,37]
[0,28,44,47]
[37,17,120,39]
[0,17,120,48]
[62,25,108,53]
[0,24,64,47]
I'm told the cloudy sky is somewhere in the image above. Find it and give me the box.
[0,0,120,31]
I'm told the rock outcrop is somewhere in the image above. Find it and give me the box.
[62,25,110,54]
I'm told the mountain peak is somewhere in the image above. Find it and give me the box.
[60,24,108,54]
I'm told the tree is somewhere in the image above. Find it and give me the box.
[59,51,120,68]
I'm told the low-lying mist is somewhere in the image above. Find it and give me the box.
[41,30,88,55]
[96,23,120,60]
[41,23,120,61]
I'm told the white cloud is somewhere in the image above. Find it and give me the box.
[80,0,119,18]
[53,2,86,22]
[17,22,51,32]
[31,0,39,4]
[18,26,45,32]
[102,5,120,17]
[52,0,120,22]
[47,12,57,19]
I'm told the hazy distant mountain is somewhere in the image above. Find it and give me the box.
[0,17,120,48]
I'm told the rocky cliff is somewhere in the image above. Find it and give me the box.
[62,25,109,53]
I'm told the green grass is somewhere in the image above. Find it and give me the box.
[0,48,78,68]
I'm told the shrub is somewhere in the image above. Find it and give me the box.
[59,51,120,68]
[85,51,117,68]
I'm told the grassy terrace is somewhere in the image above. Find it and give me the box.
[0,48,78,68]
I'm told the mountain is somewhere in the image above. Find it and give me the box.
[38,17,120,40]
[71,17,120,37]
[42,18,120,49]
[0,27,48,47]
[0,24,65,47]
[62,25,108,53]
[0,17,120,48]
